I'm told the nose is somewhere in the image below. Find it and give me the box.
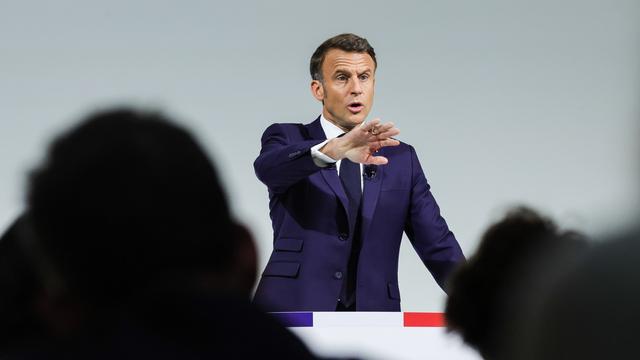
[350,77,363,96]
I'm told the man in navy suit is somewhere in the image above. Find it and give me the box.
[253,33,464,312]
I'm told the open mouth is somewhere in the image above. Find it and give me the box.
[348,102,364,113]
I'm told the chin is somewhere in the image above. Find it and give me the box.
[352,117,366,126]
[343,120,362,130]
[349,117,364,124]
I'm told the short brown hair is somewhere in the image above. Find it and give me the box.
[310,33,377,81]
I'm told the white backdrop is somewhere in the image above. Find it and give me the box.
[1,0,639,311]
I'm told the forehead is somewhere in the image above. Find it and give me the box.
[322,49,375,74]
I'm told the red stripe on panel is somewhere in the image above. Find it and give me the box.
[403,312,446,327]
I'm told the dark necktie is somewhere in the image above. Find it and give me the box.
[339,158,362,308]
[339,159,362,214]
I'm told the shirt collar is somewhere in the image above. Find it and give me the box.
[320,114,345,140]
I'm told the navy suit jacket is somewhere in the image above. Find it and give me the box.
[252,117,464,311]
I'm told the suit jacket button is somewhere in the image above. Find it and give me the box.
[338,233,348,241]
[288,150,301,158]
[334,271,343,279]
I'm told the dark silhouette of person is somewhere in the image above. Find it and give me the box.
[523,228,640,360]
[444,207,588,360]
[0,215,48,354]
[8,108,322,359]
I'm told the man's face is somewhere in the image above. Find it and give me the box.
[311,49,376,132]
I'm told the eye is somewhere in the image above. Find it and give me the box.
[336,74,348,81]
[359,74,370,81]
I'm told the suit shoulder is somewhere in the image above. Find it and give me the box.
[398,140,414,151]
[263,122,305,131]
[384,139,414,156]
[261,122,308,138]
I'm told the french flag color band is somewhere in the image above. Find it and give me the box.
[270,312,445,328]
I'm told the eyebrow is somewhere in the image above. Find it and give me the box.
[332,68,372,76]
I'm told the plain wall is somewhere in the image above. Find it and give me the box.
[1,0,639,310]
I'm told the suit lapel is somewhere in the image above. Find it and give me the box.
[305,118,350,221]
[322,169,350,224]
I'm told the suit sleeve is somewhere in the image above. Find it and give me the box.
[404,145,465,293]
[254,123,327,194]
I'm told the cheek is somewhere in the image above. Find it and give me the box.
[326,88,345,102]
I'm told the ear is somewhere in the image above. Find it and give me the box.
[310,80,325,102]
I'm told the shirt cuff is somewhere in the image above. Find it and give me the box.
[310,140,337,167]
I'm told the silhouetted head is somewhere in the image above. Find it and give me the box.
[445,207,588,359]
[525,229,640,360]
[26,108,241,307]
[0,215,47,352]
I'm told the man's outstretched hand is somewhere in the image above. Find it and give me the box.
[320,119,400,165]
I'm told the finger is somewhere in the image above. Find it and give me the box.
[370,122,397,137]
[363,155,389,165]
[366,129,400,143]
[361,118,381,132]
[377,138,400,147]
[369,120,390,136]
[375,127,400,139]
[368,139,399,154]
[375,122,395,133]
